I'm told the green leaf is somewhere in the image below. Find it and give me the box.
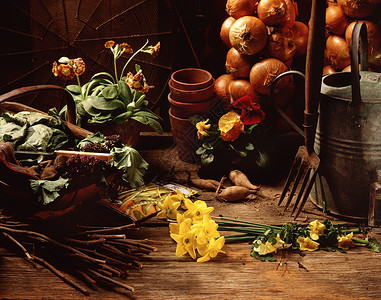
[101,85,119,100]
[85,96,125,111]
[135,64,141,73]
[30,177,70,205]
[196,147,206,155]
[367,237,381,253]
[266,255,276,262]
[118,80,132,105]
[91,72,115,82]
[112,111,133,124]
[66,85,81,94]
[111,146,149,188]
[82,99,102,116]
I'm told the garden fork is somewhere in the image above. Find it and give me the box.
[277,0,325,219]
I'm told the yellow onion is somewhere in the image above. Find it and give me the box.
[229,16,268,56]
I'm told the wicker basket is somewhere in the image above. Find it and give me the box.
[0,85,120,219]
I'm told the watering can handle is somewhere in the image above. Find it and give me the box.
[350,22,369,106]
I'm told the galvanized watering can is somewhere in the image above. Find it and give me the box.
[310,22,381,219]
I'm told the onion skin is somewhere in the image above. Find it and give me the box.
[323,65,336,75]
[228,79,260,103]
[229,16,268,56]
[337,0,379,19]
[325,35,351,71]
[220,17,236,48]
[214,74,235,102]
[291,21,309,56]
[257,0,287,26]
[226,0,258,19]
[280,0,296,28]
[369,48,381,72]
[249,58,290,95]
[325,4,349,35]
[225,47,253,79]
[265,27,296,63]
[345,20,381,56]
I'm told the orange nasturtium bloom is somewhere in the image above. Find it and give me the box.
[52,62,75,80]
[218,110,244,142]
[196,119,211,139]
[120,43,133,54]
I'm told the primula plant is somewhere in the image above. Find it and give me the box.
[191,95,267,168]
[157,191,225,263]
[52,40,162,133]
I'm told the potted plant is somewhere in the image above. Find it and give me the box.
[52,40,163,146]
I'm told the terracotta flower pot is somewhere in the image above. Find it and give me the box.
[168,109,199,164]
[84,119,141,148]
[168,93,218,119]
[170,68,213,91]
[169,78,215,103]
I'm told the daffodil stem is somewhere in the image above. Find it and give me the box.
[352,238,369,245]
[343,228,361,234]
[214,216,282,230]
[218,226,279,235]
[224,234,258,243]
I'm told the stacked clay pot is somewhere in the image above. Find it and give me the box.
[168,68,217,163]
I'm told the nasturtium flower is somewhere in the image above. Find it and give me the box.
[231,95,265,125]
[145,42,161,58]
[218,110,244,142]
[156,194,180,220]
[196,119,211,139]
[253,235,285,255]
[308,220,326,241]
[52,62,75,80]
[183,199,214,223]
[170,221,198,259]
[126,70,153,93]
[337,232,355,250]
[297,236,319,251]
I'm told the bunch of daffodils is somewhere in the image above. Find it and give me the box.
[157,191,225,263]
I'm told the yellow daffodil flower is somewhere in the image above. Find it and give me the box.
[196,215,220,245]
[196,119,211,139]
[170,221,198,259]
[183,199,214,223]
[156,194,180,220]
[297,236,319,251]
[197,236,226,263]
[337,232,355,250]
[170,189,189,210]
[308,220,326,241]
[169,213,188,235]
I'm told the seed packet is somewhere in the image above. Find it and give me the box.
[97,183,198,222]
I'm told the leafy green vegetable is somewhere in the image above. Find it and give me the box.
[111,145,149,188]
[30,177,70,205]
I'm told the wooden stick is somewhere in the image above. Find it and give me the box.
[2,232,32,259]
[87,269,135,292]
[33,256,90,296]
[76,224,135,235]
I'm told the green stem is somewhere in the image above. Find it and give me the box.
[114,56,118,83]
[76,75,83,99]
[343,228,361,234]
[224,236,258,243]
[352,238,369,245]
[214,216,282,230]
[119,40,149,81]
[218,226,275,235]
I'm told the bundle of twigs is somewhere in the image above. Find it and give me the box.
[0,210,160,295]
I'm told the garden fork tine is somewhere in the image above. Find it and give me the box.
[277,0,325,219]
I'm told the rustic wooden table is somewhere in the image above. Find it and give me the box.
[1,138,380,299]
